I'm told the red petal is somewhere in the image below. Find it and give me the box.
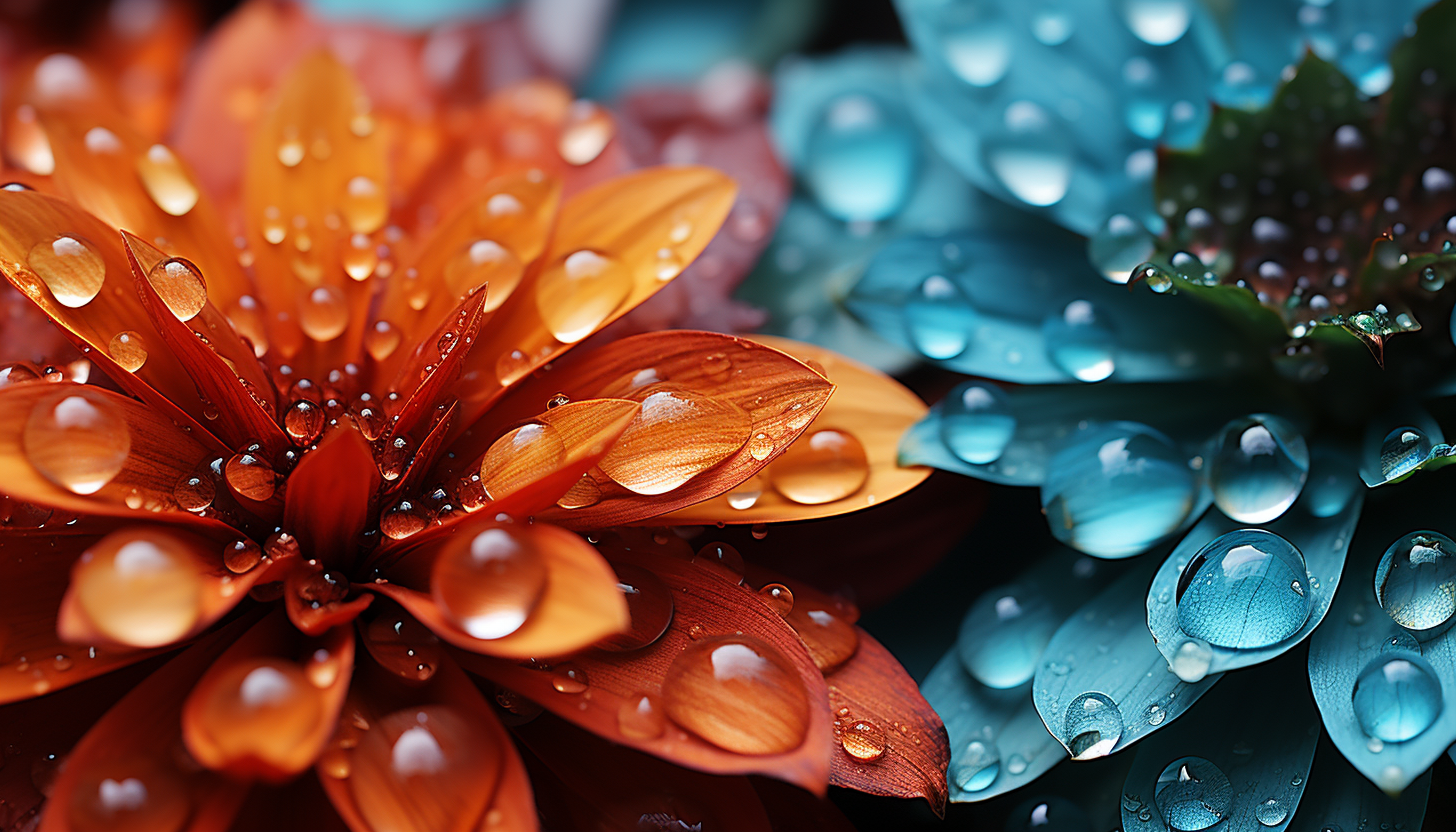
[182,611,353,781]
[454,543,833,794]
[378,287,487,453]
[284,420,380,567]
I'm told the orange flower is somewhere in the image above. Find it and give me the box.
[0,2,947,829]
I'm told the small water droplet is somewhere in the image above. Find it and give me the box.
[1176,529,1311,649]
[768,429,868,504]
[225,451,276,501]
[558,101,614,166]
[145,257,208,321]
[1169,638,1213,683]
[983,101,1072,207]
[107,331,147,373]
[693,542,745,585]
[1043,300,1116,382]
[380,500,429,540]
[617,692,666,739]
[803,92,918,221]
[1090,214,1155,283]
[28,235,105,308]
[550,663,588,694]
[223,538,262,573]
[1209,414,1309,523]
[600,388,751,495]
[759,583,794,615]
[1255,797,1288,827]
[480,423,565,501]
[940,381,1015,465]
[444,240,522,309]
[1155,756,1232,831]
[349,706,496,832]
[1005,753,1028,775]
[905,274,974,360]
[340,175,387,234]
[135,144,199,216]
[298,286,348,342]
[841,720,886,762]
[952,739,1000,791]
[958,589,1052,689]
[1353,652,1443,742]
[1378,427,1432,481]
[67,760,192,832]
[1064,692,1122,759]
[1375,531,1456,631]
[598,562,673,652]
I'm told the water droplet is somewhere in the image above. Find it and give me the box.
[144,257,207,321]
[23,390,130,495]
[223,538,262,573]
[1169,638,1213,683]
[558,101,614,165]
[1176,529,1311,649]
[1043,300,1116,382]
[940,381,1014,465]
[298,286,348,342]
[72,527,203,647]
[803,92,918,221]
[905,274,974,360]
[225,452,276,501]
[1005,753,1028,775]
[1379,427,1432,481]
[277,137,304,167]
[1209,414,1309,523]
[952,739,1000,791]
[618,692,666,739]
[550,663,588,693]
[841,720,886,762]
[189,658,323,767]
[1255,797,1288,827]
[349,706,497,832]
[535,250,631,343]
[1121,0,1191,45]
[1154,756,1232,831]
[67,761,191,832]
[364,320,402,361]
[958,589,1053,689]
[1324,123,1373,193]
[107,331,148,373]
[1064,692,1123,759]
[135,144,199,216]
[363,614,442,682]
[479,423,564,501]
[342,234,377,281]
[759,584,794,615]
[380,500,430,540]
[598,562,673,652]
[768,429,868,505]
[1041,422,1195,558]
[661,635,810,755]
[556,474,602,510]
[1090,214,1155,283]
[1376,531,1456,631]
[431,525,547,640]
[283,400,324,444]
[28,235,105,308]
[1305,448,1359,519]
[173,469,215,511]
[600,388,751,495]
[444,240,522,310]
[984,101,1072,207]
[340,175,387,234]
[693,542,745,585]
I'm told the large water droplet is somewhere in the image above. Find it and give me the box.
[1379,427,1432,481]
[599,387,751,495]
[558,101,615,165]
[1064,692,1123,759]
[1043,300,1116,382]
[67,760,191,832]
[1155,756,1232,831]
[1176,529,1311,649]
[340,175,388,235]
[135,144,199,216]
[72,527,204,647]
[937,5,1013,87]
[598,562,674,652]
[1090,214,1155,283]
[940,381,1015,465]
[535,250,631,343]
[983,101,1072,207]
[1209,414,1309,523]
[431,525,548,640]
[957,588,1054,688]
[108,331,148,373]
[951,739,1000,791]
[1041,422,1195,558]
[769,428,869,505]
[1375,532,1456,631]
[480,423,565,501]
[349,706,497,832]
[28,235,105,308]
[189,658,324,767]
[1120,0,1191,45]
[225,451,276,501]
[146,257,207,321]
[1352,653,1443,743]
[905,274,974,360]
[803,93,919,222]
[298,286,348,342]
[23,390,130,494]
[661,635,810,755]
[444,240,522,310]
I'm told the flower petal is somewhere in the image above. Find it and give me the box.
[450,166,738,425]
[182,611,353,781]
[374,518,629,660]
[38,620,253,832]
[285,420,381,567]
[660,335,929,524]
[0,381,234,531]
[1294,739,1430,832]
[0,189,231,448]
[241,50,387,374]
[454,542,833,794]
[378,287,488,453]
[449,331,834,528]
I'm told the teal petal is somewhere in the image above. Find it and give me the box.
[308,0,508,27]
[1288,741,1430,832]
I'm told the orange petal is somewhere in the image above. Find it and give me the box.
[450,331,834,528]
[454,543,833,794]
[0,189,232,448]
[513,716,773,832]
[821,628,951,814]
[56,523,272,649]
[388,400,457,500]
[284,420,380,567]
[182,611,353,781]
[372,518,629,660]
[314,654,535,832]
[36,620,254,832]
[449,166,737,425]
[0,381,236,531]
[121,232,288,460]
[241,50,388,374]
[660,335,931,524]
[378,287,488,451]
[0,530,162,704]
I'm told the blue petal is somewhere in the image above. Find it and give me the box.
[307,0,509,27]
[1147,450,1364,678]
[1119,661,1318,832]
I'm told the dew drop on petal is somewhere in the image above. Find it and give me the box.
[768,428,868,505]
[952,739,1000,791]
[146,257,207,321]
[535,250,631,343]
[363,614,443,683]
[480,423,565,501]
[597,562,673,652]
[72,528,204,647]
[1121,0,1191,45]
[28,235,105,308]
[349,706,497,832]
[785,602,859,672]
[223,538,262,573]
[841,719,886,762]
[1064,692,1123,759]
[108,331,148,373]
[1043,300,1116,382]
[1255,798,1288,827]
[692,542,744,585]
[1155,756,1232,832]
[1208,414,1309,523]
[803,92,918,222]
[364,321,402,361]
[556,474,602,510]
[1378,427,1432,481]
[1352,653,1443,743]
[1375,532,1456,631]
[444,240,522,310]
[190,658,323,766]
[67,761,191,832]
[1169,638,1213,683]
[284,400,324,444]
[380,500,430,540]
[1176,529,1311,649]
[225,452,277,501]
[759,583,794,615]
[558,101,614,166]
[298,286,348,342]
[1090,214,1155,283]
[173,469,215,511]
[940,381,1015,465]
[983,101,1072,207]
[431,525,548,640]
[135,144,199,216]
[905,274,974,360]
[957,589,1053,689]
[661,635,810,755]
[340,175,387,235]
[618,692,666,739]
[599,388,751,495]
[550,663,589,693]
[23,390,130,495]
